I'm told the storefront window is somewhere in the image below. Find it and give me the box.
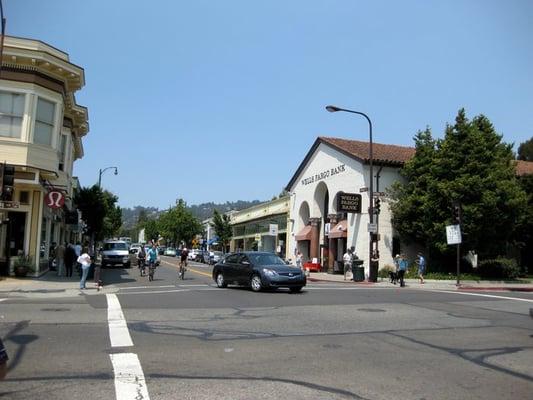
[58,134,67,170]
[0,91,24,138]
[34,98,56,146]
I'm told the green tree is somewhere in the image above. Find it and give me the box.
[142,218,160,244]
[158,199,202,247]
[102,191,122,239]
[517,137,533,161]
[74,185,107,251]
[390,109,528,266]
[211,209,232,253]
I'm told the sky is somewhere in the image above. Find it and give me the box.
[7,0,533,209]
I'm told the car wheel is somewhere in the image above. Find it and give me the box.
[250,274,263,292]
[289,286,303,293]
[216,272,227,288]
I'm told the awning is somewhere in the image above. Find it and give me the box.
[295,225,312,241]
[329,219,348,239]
[207,236,219,245]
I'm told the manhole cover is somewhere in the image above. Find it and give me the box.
[357,308,386,313]
[41,308,70,312]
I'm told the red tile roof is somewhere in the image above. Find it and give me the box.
[515,160,533,176]
[319,136,416,165]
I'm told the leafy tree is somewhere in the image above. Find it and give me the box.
[142,218,160,244]
[74,185,107,251]
[102,191,122,239]
[211,209,232,253]
[390,109,528,266]
[158,199,202,247]
[517,137,533,161]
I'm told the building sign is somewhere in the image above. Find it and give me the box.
[45,190,65,209]
[337,192,362,213]
[268,224,278,236]
[301,164,346,186]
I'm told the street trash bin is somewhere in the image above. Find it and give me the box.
[352,259,365,282]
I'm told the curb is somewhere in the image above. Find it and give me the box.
[307,277,375,285]
[458,286,533,292]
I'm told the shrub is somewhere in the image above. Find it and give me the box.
[477,258,520,280]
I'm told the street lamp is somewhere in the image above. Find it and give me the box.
[326,105,376,280]
[98,166,118,188]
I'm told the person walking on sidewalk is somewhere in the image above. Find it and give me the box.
[64,243,76,277]
[343,248,352,281]
[416,252,426,284]
[55,242,65,277]
[78,252,91,290]
[398,254,408,287]
[295,251,303,270]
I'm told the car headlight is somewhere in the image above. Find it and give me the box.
[263,268,279,277]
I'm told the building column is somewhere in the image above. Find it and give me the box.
[327,214,338,274]
[309,218,321,262]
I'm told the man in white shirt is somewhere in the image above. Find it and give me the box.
[343,249,352,281]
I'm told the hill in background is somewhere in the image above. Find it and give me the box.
[121,200,262,230]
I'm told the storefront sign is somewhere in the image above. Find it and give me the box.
[337,192,362,213]
[268,224,278,236]
[301,164,346,186]
[45,190,65,209]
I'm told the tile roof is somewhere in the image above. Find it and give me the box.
[515,160,533,176]
[319,136,416,165]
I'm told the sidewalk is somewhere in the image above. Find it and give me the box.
[306,272,533,292]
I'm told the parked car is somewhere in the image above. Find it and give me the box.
[158,246,166,255]
[164,247,177,257]
[204,250,224,265]
[188,249,201,261]
[101,240,131,268]
[212,251,306,293]
[129,243,142,255]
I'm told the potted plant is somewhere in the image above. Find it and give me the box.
[13,254,34,277]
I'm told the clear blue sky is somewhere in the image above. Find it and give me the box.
[7,0,533,209]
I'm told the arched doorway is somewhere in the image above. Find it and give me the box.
[313,182,329,268]
[295,201,311,262]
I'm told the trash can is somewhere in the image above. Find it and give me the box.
[369,260,379,282]
[352,259,365,282]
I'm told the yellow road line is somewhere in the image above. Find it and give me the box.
[161,259,212,278]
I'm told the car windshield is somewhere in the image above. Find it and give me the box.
[213,251,223,256]
[248,253,286,266]
[104,242,128,251]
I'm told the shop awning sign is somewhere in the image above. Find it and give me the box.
[337,192,362,213]
[46,190,65,209]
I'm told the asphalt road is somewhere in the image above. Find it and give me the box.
[1,256,532,399]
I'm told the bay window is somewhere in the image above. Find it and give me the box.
[0,91,24,138]
[34,98,56,146]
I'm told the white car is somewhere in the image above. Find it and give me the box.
[101,240,131,268]
[130,243,142,255]
[188,249,200,260]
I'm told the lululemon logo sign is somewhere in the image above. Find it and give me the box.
[46,190,65,209]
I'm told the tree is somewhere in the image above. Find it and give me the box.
[74,185,107,251]
[158,199,202,247]
[390,109,528,267]
[211,209,232,253]
[102,191,122,239]
[517,137,533,161]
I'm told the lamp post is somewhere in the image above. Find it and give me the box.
[97,166,118,188]
[326,105,376,280]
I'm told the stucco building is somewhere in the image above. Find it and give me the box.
[0,36,88,275]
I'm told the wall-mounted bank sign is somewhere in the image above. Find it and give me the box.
[337,192,362,213]
[301,164,346,186]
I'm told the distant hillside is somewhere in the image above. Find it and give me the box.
[121,200,262,229]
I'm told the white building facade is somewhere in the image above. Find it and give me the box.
[286,137,415,277]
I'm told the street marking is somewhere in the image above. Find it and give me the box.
[110,353,150,400]
[160,260,213,277]
[0,298,6,302]
[120,285,175,290]
[431,290,533,303]
[106,294,134,347]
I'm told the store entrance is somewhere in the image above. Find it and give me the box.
[7,212,26,257]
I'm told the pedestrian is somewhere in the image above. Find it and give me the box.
[390,254,400,284]
[74,241,82,274]
[0,336,8,380]
[295,251,303,270]
[78,251,92,290]
[416,252,426,284]
[64,243,76,277]
[398,254,408,287]
[55,242,65,276]
[343,248,352,280]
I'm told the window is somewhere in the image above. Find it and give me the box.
[19,191,30,205]
[0,91,24,138]
[58,134,67,171]
[34,98,55,145]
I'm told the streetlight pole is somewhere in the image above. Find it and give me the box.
[326,105,375,280]
[97,166,118,188]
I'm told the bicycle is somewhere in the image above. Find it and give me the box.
[138,257,146,276]
[148,261,156,281]
[178,259,187,280]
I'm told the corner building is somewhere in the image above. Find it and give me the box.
[0,36,88,275]
[286,137,415,277]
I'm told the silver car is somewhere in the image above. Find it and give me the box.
[101,240,131,268]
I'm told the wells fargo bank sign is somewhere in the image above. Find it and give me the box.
[301,164,346,186]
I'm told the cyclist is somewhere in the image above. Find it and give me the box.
[179,247,188,279]
[137,245,146,276]
[146,243,158,281]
